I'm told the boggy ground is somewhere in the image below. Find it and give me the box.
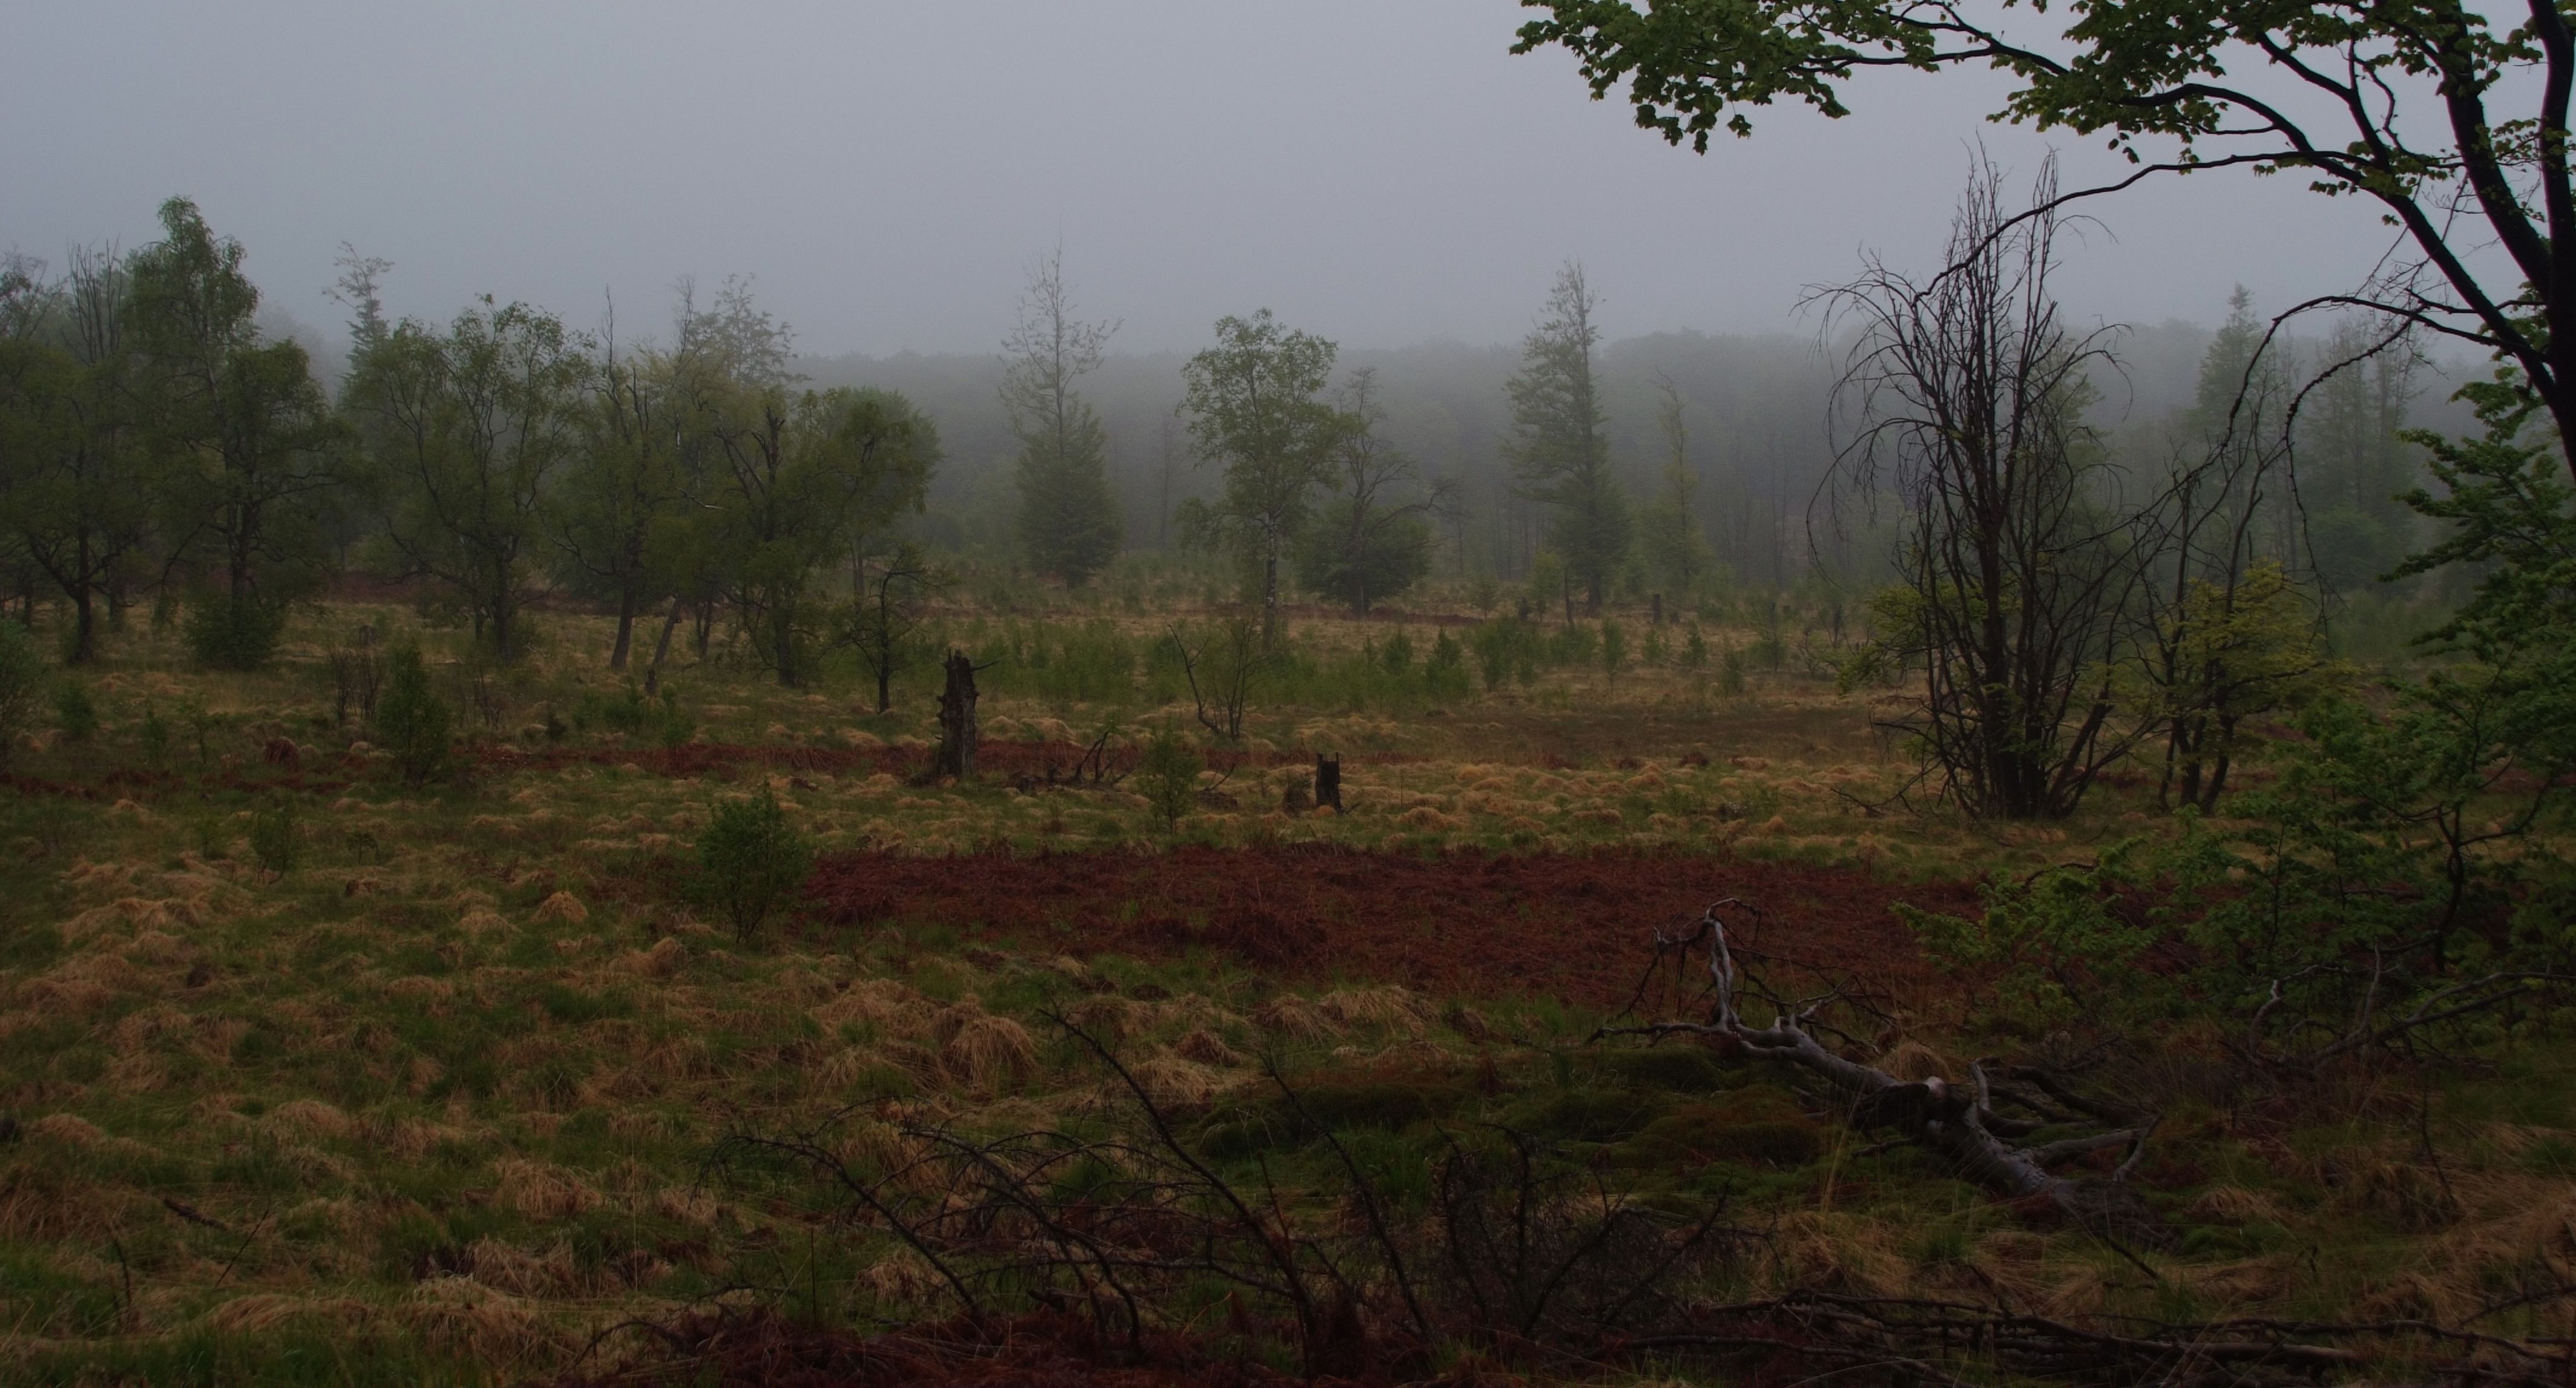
[804,844,1976,1006]
[1,593,2572,1386]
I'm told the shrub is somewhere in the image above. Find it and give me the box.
[577,682,693,748]
[248,797,302,876]
[1424,631,1473,700]
[191,814,229,860]
[1379,630,1416,679]
[1546,622,1596,669]
[53,679,96,742]
[1135,728,1204,831]
[697,791,813,942]
[1600,620,1626,678]
[1681,623,1709,673]
[139,703,170,770]
[0,625,44,765]
[187,593,288,671]
[1468,618,1540,692]
[373,644,452,786]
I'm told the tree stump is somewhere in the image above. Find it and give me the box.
[933,650,979,779]
[1315,753,1341,814]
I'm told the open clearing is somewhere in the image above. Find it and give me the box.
[0,596,2567,1387]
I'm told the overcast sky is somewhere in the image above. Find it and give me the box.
[4,1,2402,356]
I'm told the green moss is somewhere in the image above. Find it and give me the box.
[1511,1087,1673,1143]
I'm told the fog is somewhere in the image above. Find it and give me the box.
[5,1,2404,355]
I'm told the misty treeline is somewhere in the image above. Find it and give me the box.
[0,193,2456,692]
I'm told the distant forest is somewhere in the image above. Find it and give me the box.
[784,304,2472,605]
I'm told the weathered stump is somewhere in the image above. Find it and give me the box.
[933,650,979,780]
[1315,753,1341,814]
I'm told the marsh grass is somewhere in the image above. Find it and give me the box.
[0,595,2558,1383]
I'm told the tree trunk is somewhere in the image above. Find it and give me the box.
[1263,553,1281,651]
[1315,753,1342,815]
[933,651,979,780]
[645,596,685,696]
[491,582,514,665]
[609,580,637,671]
[70,586,94,665]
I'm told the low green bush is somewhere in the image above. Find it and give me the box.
[696,790,813,942]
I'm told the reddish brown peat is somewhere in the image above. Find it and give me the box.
[804,844,1974,1010]
[479,740,1422,781]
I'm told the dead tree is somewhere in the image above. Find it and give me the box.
[1817,156,2146,820]
[1166,616,1262,742]
[933,650,978,779]
[1599,898,2161,1241]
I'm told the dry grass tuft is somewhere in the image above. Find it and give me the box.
[830,1122,937,1188]
[384,975,454,1005]
[462,1237,584,1296]
[28,1113,107,1145]
[813,978,933,1034]
[200,1294,378,1336]
[1129,1054,1224,1110]
[406,1275,570,1369]
[1768,1211,1910,1295]
[620,936,686,978]
[942,1012,1039,1090]
[1253,995,1343,1040]
[857,1248,948,1307]
[0,1163,121,1240]
[1063,995,1137,1042]
[531,892,589,924]
[2185,1185,2287,1224]
[1173,1028,1246,1067]
[1316,987,1427,1036]
[652,1185,720,1226]
[1878,1041,1956,1083]
[818,1045,893,1090]
[2325,1146,2462,1229]
[493,1159,603,1221]
[26,952,148,1012]
[264,1099,356,1142]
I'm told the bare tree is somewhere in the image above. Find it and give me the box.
[1822,157,2141,820]
[1298,368,1456,614]
[1166,616,1263,742]
[843,544,941,715]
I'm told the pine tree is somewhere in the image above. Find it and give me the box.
[1506,263,1631,611]
[1638,376,1717,604]
[1003,252,1122,587]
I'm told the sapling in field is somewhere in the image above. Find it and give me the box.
[248,796,303,877]
[1135,727,1204,831]
[53,679,95,742]
[698,791,814,942]
[373,643,452,786]
[139,703,169,770]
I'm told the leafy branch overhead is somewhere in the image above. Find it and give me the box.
[1517,0,2576,479]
